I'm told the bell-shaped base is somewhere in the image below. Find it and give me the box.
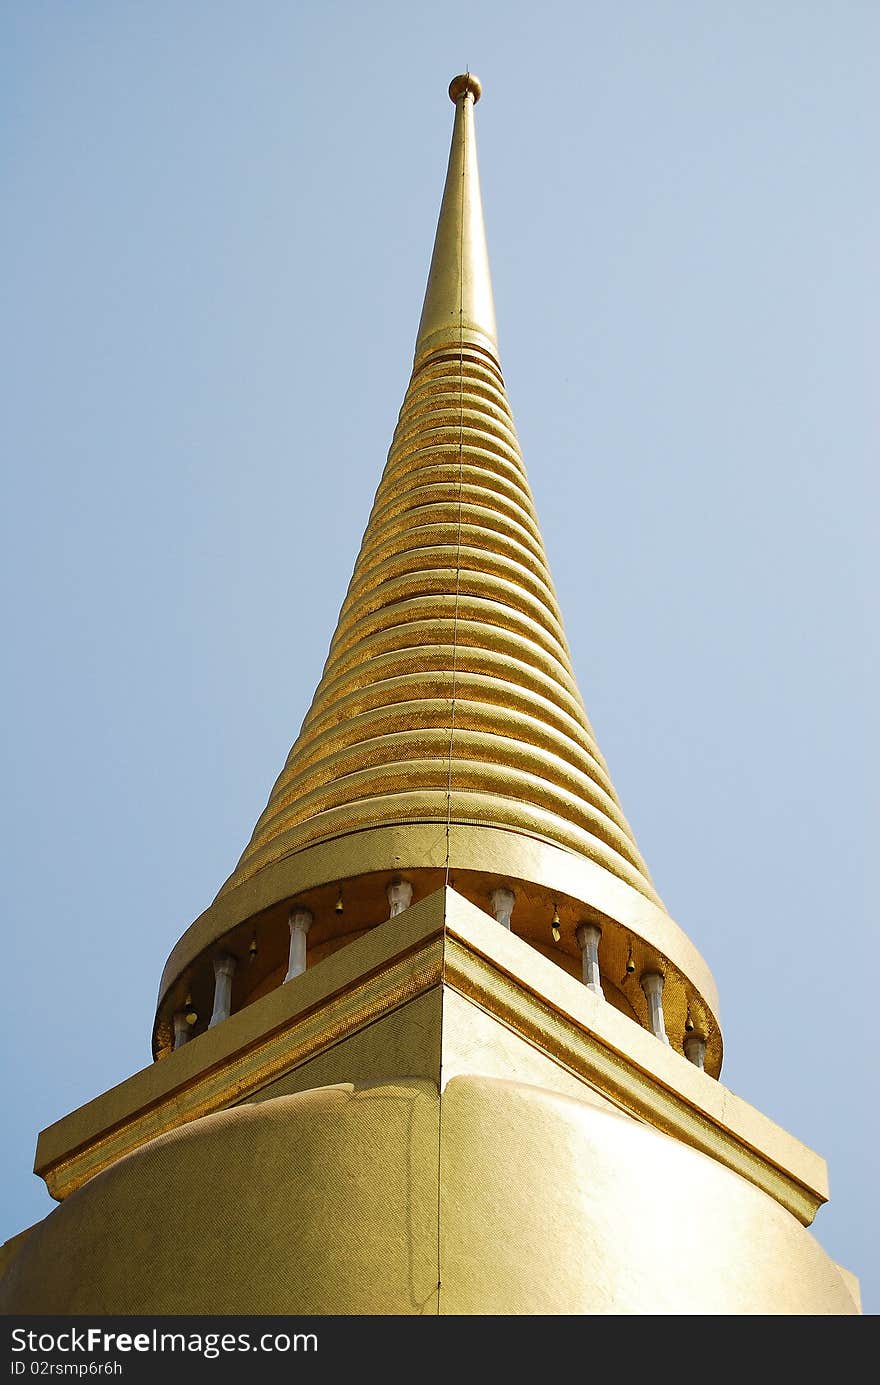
[0,1076,858,1315]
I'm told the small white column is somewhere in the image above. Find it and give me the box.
[575,923,604,997]
[640,970,669,1044]
[208,954,236,1028]
[489,885,515,930]
[684,1033,707,1070]
[172,1011,191,1050]
[387,879,413,918]
[284,907,313,982]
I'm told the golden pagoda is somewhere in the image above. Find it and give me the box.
[0,75,860,1315]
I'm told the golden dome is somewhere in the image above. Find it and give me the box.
[0,1077,858,1314]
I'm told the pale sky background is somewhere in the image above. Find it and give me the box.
[2,2,877,1313]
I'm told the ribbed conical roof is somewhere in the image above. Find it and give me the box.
[217,74,660,909]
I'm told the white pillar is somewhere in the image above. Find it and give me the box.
[575,923,604,997]
[684,1033,707,1070]
[284,907,313,982]
[640,970,669,1044]
[387,879,413,918]
[208,954,236,1028]
[172,1011,191,1050]
[489,885,515,929]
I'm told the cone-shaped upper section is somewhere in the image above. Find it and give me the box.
[214,77,660,910]
[415,73,497,362]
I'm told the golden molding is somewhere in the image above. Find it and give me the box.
[155,822,721,1054]
[39,889,823,1225]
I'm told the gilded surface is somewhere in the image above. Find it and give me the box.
[150,73,740,1078]
[0,1077,857,1315]
[251,989,442,1107]
[4,78,858,1315]
[154,825,720,1062]
[37,889,825,1227]
[3,1084,442,1314]
[438,1078,858,1315]
[416,75,496,356]
[192,64,663,973]
[444,936,815,1222]
[39,932,443,1201]
[217,331,659,909]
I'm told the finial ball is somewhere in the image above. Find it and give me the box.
[449,73,482,104]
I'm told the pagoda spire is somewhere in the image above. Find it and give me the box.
[154,74,721,1077]
[213,74,658,909]
[415,73,498,361]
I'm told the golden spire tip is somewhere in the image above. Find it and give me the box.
[449,72,482,104]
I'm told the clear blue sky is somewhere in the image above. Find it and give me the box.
[2,2,877,1312]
